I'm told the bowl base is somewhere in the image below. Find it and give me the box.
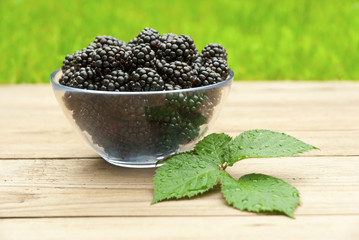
[104,158,163,168]
[100,153,172,168]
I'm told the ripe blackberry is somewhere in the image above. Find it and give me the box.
[195,66,222,86]
[128,67,165,91]
[128,44,156,70]
[158,61,197,89]
[59,66,99,90]
[127,37,138,47]
[156,34,198,64]
[63,93,159,158]
[61,48,94,71]
[61,54,74,71]
[191,55,203,74]
[129,27,161,50]
[146,92,208,152]
[164,93,207,113]
[89,45,130,73]
[202,43,227,61]
[101,70,130,91]
[88,35,126,49]
[197,88,222,119]
[204,57,230,80]
[164,83,182,91]
[74,48,95,69]
[158,33,178,43]
[59,31,231,92]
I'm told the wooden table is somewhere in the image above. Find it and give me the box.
[0,82,358,239]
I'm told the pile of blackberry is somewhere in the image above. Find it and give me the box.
[59,28,230,91]
[59,28,230,159]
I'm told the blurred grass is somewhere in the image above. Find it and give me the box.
[1,0,359,83]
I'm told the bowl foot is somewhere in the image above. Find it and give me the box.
[104,158,163,168]
[100,153,173,168]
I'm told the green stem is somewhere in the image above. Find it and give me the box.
[218,162,227,171]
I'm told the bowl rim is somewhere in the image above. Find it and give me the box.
[50,69,233,95]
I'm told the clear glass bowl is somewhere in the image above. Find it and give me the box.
[50,69,233,168]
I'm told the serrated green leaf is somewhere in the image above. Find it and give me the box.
[194,133,232,164]
[152,152,221,204]
[221,172,300,218]
[227,129,318,166]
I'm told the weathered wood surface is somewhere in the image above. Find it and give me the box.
[0,82,358,239]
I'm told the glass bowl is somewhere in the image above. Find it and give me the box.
[50,69,233,168]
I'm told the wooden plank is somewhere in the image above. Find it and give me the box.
[1,216,358,240]
[0,157,358,217]
[0,83,358,239]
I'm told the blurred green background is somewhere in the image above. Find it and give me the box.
[1,0,359,83]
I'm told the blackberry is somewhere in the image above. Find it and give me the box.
[59,30,231,92]
[158,33,178,43]
[101,70,130,91]
[89,45,130,73]
[61,48,94,71]
[204,57,230,80]
[195,66,222,86]
[88,35,126,49]
[128,44,156,70]
[127,37,138,47]
[63,93,159,158]
[61,54,74,71]
[73,48,94,69]
[158,61,197,89]
[128,67,165,91]
[128,27,161,50]
[156,34,198,64]
[59,66,99,90]
[202,43,227,61]
[191,55,203,74]
[164,83,182,91]
[154,58,167,72]
[197,88,222,119]
[146,92,208,153]
[164,93,207,113]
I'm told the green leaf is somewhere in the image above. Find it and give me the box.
[227,129,318,166]
[221,172,300,218]
[152,152,221,204]
[194,133,232,164]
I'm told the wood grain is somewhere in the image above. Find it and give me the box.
[0,157,358,217]
[1,216,359,240]
[0,82,358,239]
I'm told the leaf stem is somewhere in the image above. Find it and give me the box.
[218,162,227,171]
